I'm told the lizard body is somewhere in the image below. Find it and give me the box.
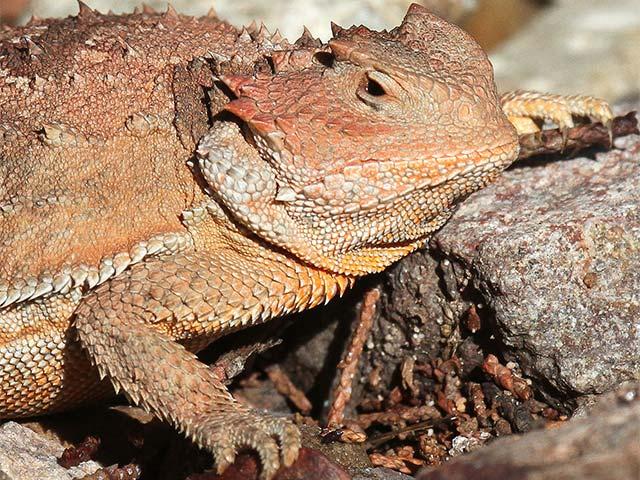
[0,3,611,477]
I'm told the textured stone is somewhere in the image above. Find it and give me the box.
[416,385,640,480]
[428,116,640,400]
[0,422,100,480]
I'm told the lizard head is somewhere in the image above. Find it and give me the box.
[204,3,519,275]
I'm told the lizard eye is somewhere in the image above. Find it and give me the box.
[365,77,386,96]
[356,71,392,108]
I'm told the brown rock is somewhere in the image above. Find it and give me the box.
[416,388,640,480]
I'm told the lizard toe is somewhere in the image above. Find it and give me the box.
[501,90,613,136]
[198,409,299,479]
[208,436,238,475]
[261,414,301,467]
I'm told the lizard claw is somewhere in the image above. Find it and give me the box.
[500,90,613,137]
[604,118,614,147]
[198,409,301,479]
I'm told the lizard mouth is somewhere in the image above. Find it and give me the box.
[406,140,518,208]
[423,138,519,188]
[341,138,519,209]
[257,127,518,190]
[335,140,519,251]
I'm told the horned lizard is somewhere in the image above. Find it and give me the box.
[0,2,612,477]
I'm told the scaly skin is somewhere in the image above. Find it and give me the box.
[0,3,612,478]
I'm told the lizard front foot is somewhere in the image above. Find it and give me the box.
[74,255,303,479]
[196,408,301,479]
[500,90,613,136]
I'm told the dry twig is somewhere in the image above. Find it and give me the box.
[265,364,312,414]
[327,287,380,427]
[357,404,441,429]
[482,354,533,401]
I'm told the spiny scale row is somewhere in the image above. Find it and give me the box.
[59,0,310,49]
[22,2,322,70]
[0,233,192,309]
[75,1,218,22]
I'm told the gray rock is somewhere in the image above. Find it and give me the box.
[491,0,640,101]
[416,386,640,480]
[428,121,640,400]
[353,467,414,480]
[0,422,100,480]
[573,380,640,417]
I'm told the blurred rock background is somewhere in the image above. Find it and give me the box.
[1,0,638,101]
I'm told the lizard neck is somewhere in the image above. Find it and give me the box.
[173,201,356,352]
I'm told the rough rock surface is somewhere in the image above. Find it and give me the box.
[432,121,640,400]
[416,383,640,480]
[0,422,101,480]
